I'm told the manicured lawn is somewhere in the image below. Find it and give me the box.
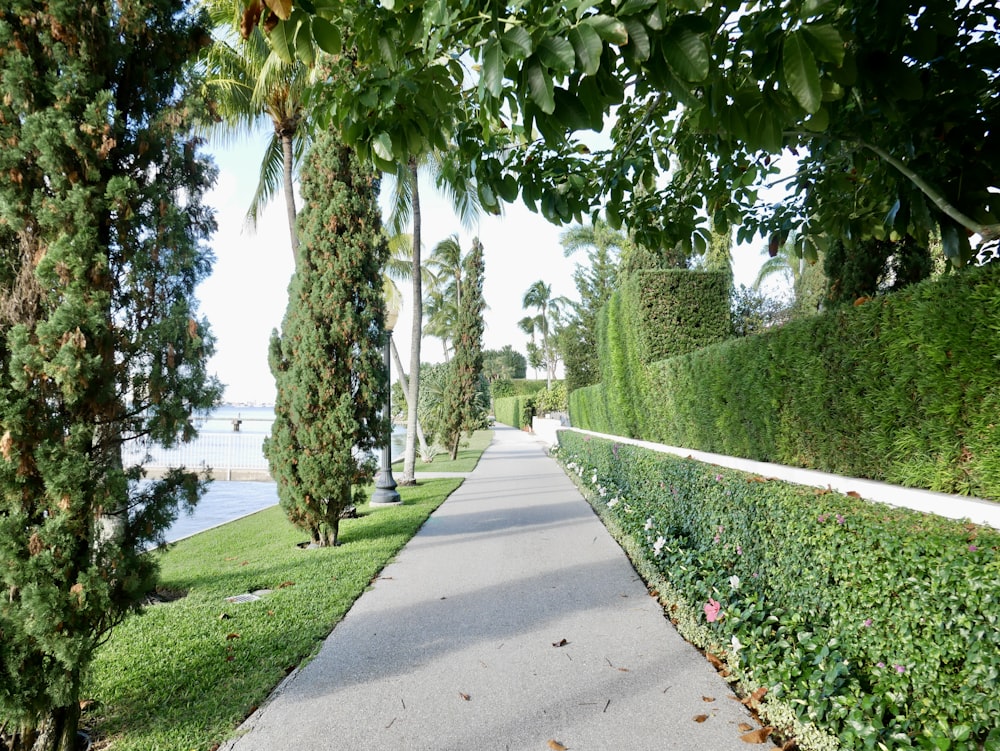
[392,428,493,474]
[83,478,463,751]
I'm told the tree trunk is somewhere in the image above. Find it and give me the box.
[281,131,299,263]
[389,336,430,458]
[401,160,421,485]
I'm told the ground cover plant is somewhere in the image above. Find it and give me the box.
[81,478,463,750]
[555,431,1000,751]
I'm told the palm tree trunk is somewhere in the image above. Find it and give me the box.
[401,159,421,485]
[281,132,298,262]
[389,336,430,458]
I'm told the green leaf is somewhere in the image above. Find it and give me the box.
[803,106,829,131]
[502,26,533,58]
[801,0,837,18]
[483,39,504,97]
[372,132,394,163]
[294,16,315,67]
[783,30,822,113]
[526,61,555,114]
[553,88,593,131]
[569,24,603,76]
[663,27,710,82]
[623,19,651,62]
[584,15,628,46]
[618,0,656,15]
[537,36,576,72]
[940,222,968,267]
[269,20,296,64]
[311,17,342,54]
[803,24,845,66]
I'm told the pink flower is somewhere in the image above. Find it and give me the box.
[715,473,723,482]
[818,514,828,523]
[736,545,743,555]
[863,618,873,628]
[969,545,979,552]
[836,514,846,525]
[895,664,906,674]
[876,662,885,668]
[704,598,722,623]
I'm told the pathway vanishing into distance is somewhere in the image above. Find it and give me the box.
[221,426,773,751]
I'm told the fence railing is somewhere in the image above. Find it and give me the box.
[122,431,272,482]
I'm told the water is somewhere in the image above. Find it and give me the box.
[155,406,406,543]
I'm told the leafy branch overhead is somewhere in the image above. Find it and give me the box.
[241,0,999,267]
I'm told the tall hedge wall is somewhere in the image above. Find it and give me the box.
[493,395,530,428]
[572,263,1000,499]
[591,270,731,438]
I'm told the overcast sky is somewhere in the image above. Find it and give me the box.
[196,139,771,404]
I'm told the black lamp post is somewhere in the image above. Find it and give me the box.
[371,308,401,505]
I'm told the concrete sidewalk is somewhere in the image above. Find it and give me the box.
[222,426,771,751]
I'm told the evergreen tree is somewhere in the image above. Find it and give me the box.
[265,129,388,547]
[0,1,219,748]
[436,239,486,459]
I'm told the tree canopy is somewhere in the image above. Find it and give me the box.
[243,0,997,268]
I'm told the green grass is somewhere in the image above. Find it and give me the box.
[82,478,463,751]
[392,428,493,474]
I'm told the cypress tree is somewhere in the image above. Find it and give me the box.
[438,238,486,460]
[265,129,388,547]
[0,1,219,748]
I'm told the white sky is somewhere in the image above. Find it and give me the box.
[197,139,771,404]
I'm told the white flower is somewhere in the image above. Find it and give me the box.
[652,536,666,556]
[729,575,741,591]
[598,486,607,497]
[607,497,619,508]
[644,517,654,531]
[731,635,743,657]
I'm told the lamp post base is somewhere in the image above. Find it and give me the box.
[371,467,401,505]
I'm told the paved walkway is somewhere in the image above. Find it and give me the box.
[221,426,771,751]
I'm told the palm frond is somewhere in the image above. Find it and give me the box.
[245,133,285,229]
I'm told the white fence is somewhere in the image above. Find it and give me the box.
[122,431,272,482]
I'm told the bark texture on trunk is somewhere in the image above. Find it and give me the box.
[401,160,421,485]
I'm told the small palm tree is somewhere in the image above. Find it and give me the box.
[521,280,569,388]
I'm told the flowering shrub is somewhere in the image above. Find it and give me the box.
[555,431,1000,751]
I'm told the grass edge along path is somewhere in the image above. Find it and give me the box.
[392,428,493,474]
[82,476,465,751]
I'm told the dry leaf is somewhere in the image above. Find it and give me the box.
[547,741,567,751]
[847,490,862,498]
[741,727,775,744]
[262,0,292,20]
[459,692,471,701]
[226,632,240,640]
[706,652,725,670]
[279,581,295,588]
[79,699,95,711]
[813,487,831,496]
[552,638,569,647]
[738,723,754,733]
[693,714,709,723]
[702,696,715,702]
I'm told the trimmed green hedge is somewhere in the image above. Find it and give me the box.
[493,395,530,428]
[556,431,1000,751]
[573,264,1000,499]
[591,270,730,438]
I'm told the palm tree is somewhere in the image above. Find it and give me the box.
[521,280,568,388]
[383,233,434,461]
[383,157,481,484]
[201,0,311,261]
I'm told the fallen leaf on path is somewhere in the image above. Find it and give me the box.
[738,723,754,733]
[552,638,569,647]
[459,692,471,701]
[702,696,715,702]
[741,686,768,707]
[847,491,861,498]
[706,652,725,670]
[741,727,775,744]
[693,715,709,723]
[547,741,567,751]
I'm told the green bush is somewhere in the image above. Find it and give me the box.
[493,395,528,428]
[556,431,1000,751]
[533,382,568,415]
[650,263,1000,498]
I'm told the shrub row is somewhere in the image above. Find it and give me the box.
[492,395,530,428]
[573,264,1000,499]
[555,431,1000,751]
